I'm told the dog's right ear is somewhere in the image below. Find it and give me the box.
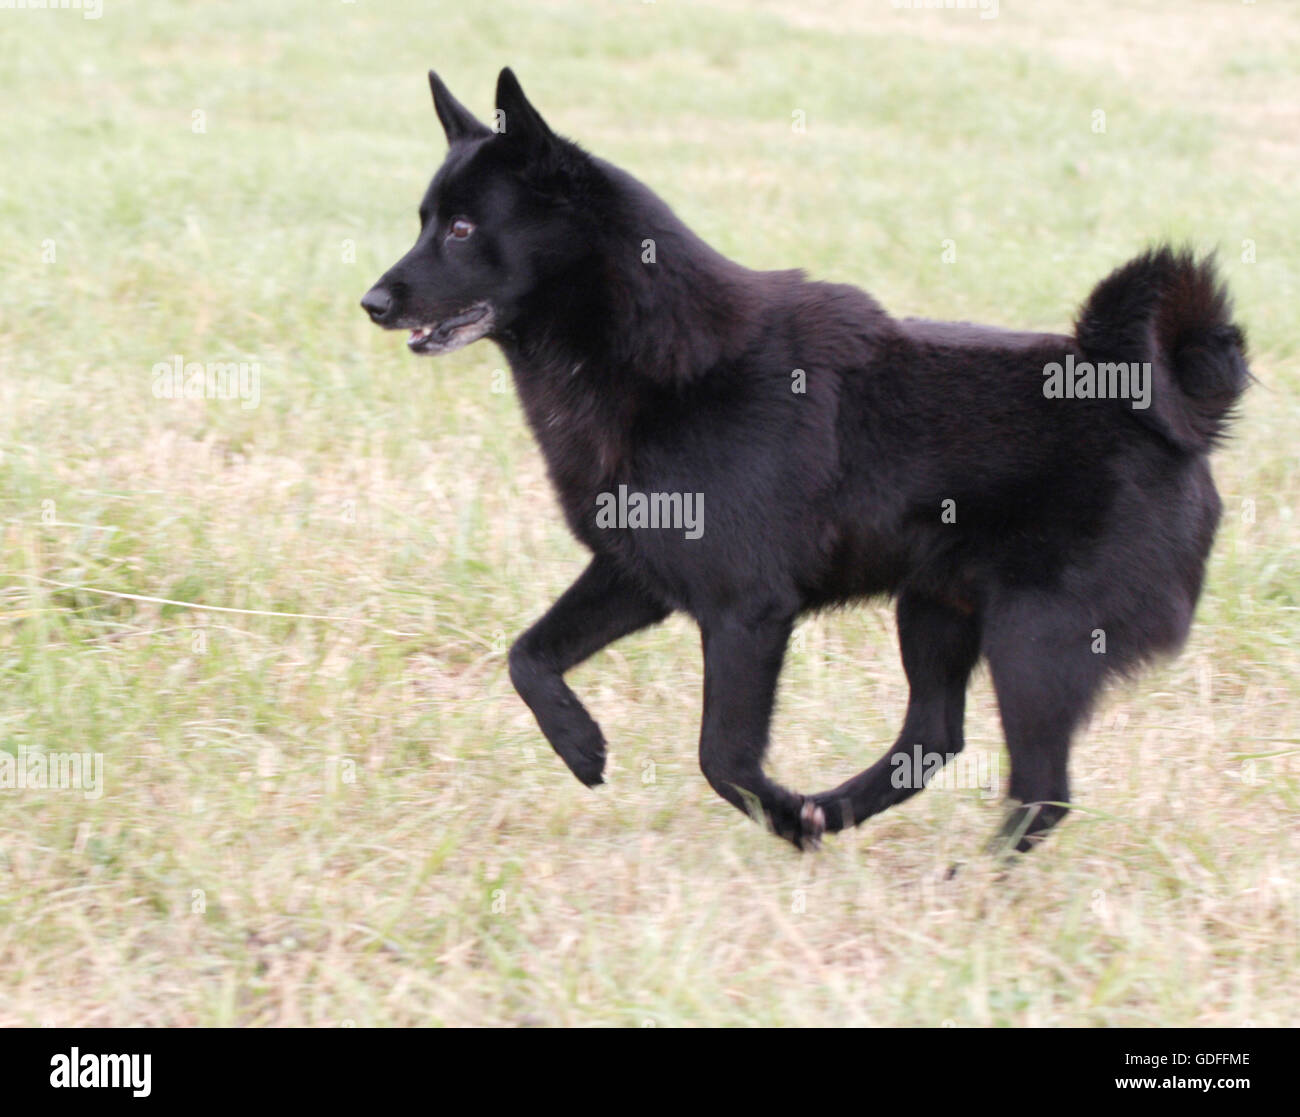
[428,71,490,144]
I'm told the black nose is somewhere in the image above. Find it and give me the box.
[361,287,392,323]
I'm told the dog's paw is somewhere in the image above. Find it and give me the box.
[770,799,826,851]
[798,799,826,851]
[549,722,607,788]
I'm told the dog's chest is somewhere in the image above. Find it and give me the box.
[511,360,636,512]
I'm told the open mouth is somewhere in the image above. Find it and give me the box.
[407,302,495,355]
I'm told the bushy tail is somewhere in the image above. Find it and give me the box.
[1075,246,1249,453]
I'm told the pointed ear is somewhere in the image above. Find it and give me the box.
[495,67,555,148]
[428,71,490,144]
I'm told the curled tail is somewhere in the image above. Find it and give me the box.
[1075,246,1249,453]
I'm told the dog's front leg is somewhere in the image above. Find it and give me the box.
[509,554,670,786]
[697,610,825,850]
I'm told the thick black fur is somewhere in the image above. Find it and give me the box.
[362,69,1249,853]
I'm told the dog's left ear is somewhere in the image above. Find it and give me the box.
[495,68,555,149]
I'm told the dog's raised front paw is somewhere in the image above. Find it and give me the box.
[549,723,607,788]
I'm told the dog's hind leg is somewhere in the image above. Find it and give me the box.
[812,591,981,833]
[982,604,1107,855]
[509,555,670,787]
[697,607,826,850]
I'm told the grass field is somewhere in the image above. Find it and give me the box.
[2,0,1297,1027]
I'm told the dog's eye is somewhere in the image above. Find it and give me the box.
[448,217,475,241]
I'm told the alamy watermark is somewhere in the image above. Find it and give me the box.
[595,485,704,540]
[0,0,102,18]
[50,1049,150,1097]
[1,746,104,800]
[890,0,998,20]
[1043,354,1151,410]
[891,744,998,797]
[152,354,261,409]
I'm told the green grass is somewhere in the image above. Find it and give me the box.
[1,0,1297,1026]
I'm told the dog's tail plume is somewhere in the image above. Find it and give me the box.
[1075,246,1249,453]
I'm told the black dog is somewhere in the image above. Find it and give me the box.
[362,69,1248,853]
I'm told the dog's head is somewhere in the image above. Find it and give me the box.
[360,68,594,356]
